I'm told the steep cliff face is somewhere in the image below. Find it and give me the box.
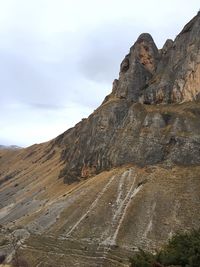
[0,13,200,267]
[110,33,159,102]
[55,12,200,183]
[56,101,200,183]
[109,11,200,104]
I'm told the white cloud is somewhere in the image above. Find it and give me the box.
[0,0,199,146]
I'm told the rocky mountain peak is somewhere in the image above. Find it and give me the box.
[106,32,159,103]
[134,33,159,73]
[54,13,200,183]
[179,10,200,35]
[105,12,200,105]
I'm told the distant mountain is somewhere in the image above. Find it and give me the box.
[0,145,21,150]
[0,13,200,267]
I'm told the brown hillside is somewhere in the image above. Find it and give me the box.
[0,13,200,267]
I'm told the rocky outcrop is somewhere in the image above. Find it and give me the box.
[140,12,200,104]
[109,33,160,102]
[105,12,200,104]
[53,12,200,183]
[55,100,200,183]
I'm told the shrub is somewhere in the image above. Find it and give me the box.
[12,257,29,267]
[0,254,6,264]
[130,229,200,267]
[129,249,160,267]
[159,229,200,267]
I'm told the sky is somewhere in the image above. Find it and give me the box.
[0,0,199,147]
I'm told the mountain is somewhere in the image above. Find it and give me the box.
[0,13,200,267]
[0,145,21,150]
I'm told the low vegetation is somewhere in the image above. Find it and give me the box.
[130,229,200,267]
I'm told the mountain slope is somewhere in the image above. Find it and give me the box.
[1,162,200,266]
[0,13,200,267]
[54,11,200,183]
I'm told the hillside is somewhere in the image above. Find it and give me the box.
[0,13,200,267]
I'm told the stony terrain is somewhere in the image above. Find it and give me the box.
[0,13,200,267]
[1,160,200,266]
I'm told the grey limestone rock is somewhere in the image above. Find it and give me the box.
[54,13,200,183]
[105,13,200,105]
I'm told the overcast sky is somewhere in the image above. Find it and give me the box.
[0,0,199,147]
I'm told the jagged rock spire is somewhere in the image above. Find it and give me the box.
[106,33,159,103]
[56,13,200,183]
[105,12,200,105]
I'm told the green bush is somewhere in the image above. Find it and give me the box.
[130,229,200,267]
[129,248,156,267]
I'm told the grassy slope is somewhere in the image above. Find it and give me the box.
[0,102,200,266]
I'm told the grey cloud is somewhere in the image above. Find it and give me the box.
[77,19,168,84]
[0,27,109,113]
[0,0,199,146]
[27,102,66,110]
